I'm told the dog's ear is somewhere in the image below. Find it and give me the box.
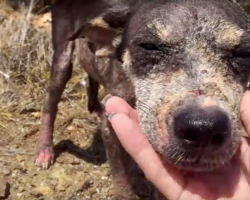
[70,7,132,46]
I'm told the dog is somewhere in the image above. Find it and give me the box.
[35,0,250,199]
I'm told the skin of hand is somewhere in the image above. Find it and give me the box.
[101,90,250,200]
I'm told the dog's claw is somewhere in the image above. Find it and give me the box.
[35,147,54,169]
[42,162,49,170]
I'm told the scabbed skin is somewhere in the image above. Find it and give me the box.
[36,0,250,199]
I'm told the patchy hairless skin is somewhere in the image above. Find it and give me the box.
[35,0,250,199]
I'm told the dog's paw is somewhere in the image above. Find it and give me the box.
[35,147,54,170]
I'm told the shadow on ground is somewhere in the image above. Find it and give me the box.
[54,127,107,166]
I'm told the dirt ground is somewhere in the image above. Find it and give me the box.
[0,3,111,200]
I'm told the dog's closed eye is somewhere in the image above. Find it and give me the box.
[232,47,250,58]
[139,42,161,51]
[231,34,250,58]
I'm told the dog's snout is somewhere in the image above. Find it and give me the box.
[172,106,231,149]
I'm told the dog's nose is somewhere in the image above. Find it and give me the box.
[173,106,231,148]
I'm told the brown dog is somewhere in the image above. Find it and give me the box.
[35,0,250,199]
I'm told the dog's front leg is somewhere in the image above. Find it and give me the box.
[35,40,75,169]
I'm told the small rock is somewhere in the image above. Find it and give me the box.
[18,186,25,193]
[79,79,87,87]
[55,181,69,192]
[16,193,23,197]
[79,140,88,148]
[31,112,41,118]
[30,190,43,198]
[25,183,32,189]
[88,184,97,195]
[32,186,53,196]
[78,178,94,192]
[56,156,65,164]
[15,155,25,162]
[3,168,11,176]
[68,158,80,165]
[0,180,10,199]
[55,184,66,192]
[50,180,58,187]
[67,125,75,131]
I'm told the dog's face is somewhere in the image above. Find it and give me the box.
[119,0,250,171]
[76,0,250,172]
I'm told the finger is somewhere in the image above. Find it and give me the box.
[240,90,250,176]
[240,138,250,177]
[240,90,250,136]
[101,94,139,122]
[108,112,184,200]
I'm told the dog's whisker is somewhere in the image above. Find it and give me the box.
[137,104,152,112]
[137,100,154,111]
[137,106,151,115]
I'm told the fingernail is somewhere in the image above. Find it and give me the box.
[107,112,117,121]
[101,94,113,107]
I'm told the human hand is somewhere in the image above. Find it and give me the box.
[102,91,250,200]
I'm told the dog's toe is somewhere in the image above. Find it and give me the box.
[35,148,54,169]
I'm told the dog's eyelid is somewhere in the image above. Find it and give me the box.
[221,46,250,59]
[231,33,250,58]
[136,40,169,51]
[231,47,250,58]
[138,42,160,50]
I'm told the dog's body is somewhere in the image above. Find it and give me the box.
[35,0,250,199]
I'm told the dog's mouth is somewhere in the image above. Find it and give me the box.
[136,85,244,172]
[159,131,241,172]
[147,105,242,172]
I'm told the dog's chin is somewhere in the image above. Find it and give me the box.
[158,137,241,172]
[162,157,234,172]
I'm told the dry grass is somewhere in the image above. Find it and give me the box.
[0,5,52,101]
[0,1,91,130]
